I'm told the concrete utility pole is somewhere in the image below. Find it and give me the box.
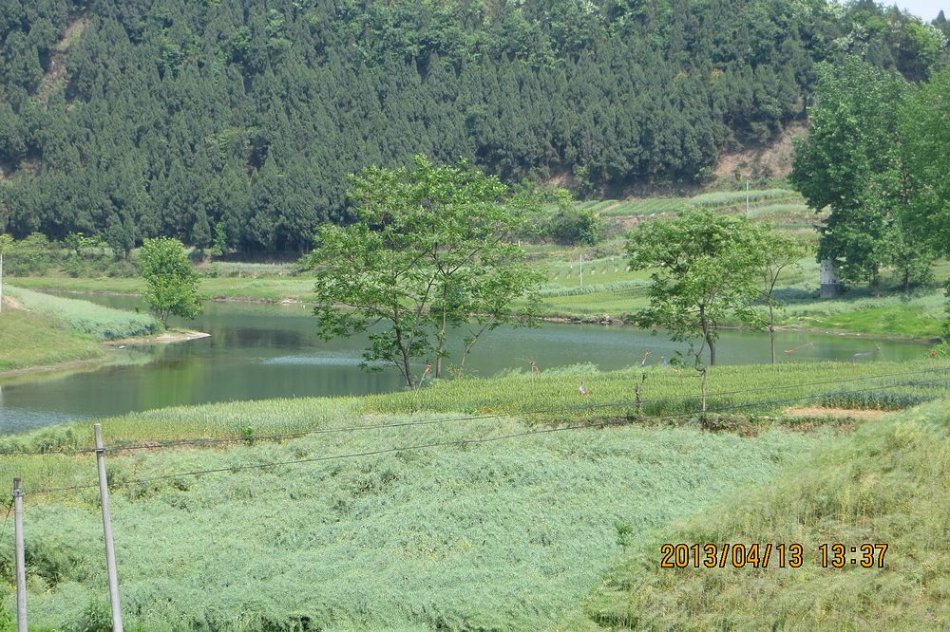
[14,478,27,632]
[95,424,124,632]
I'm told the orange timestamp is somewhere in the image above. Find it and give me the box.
[659,543,889,570]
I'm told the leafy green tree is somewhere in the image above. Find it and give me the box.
[546,188,604,246]
[626,210,767,366]
[759,231,805,364]
[899,66,950,258]
[139,237,202,328]
[790,59,931,291]
[306,156,542,388]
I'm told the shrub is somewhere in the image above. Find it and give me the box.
[546,206,605,245]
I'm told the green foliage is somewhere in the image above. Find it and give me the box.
[307,156,543,387]
[4,285,157,340]
[139,237,202,327]
[584,399,950,630]
[792,59,936,291]
[546,205,605,246]
[626,211,770,365]
[899,66,950,257]
[0,1,945,254]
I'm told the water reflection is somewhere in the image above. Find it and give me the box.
[0,298,930,433]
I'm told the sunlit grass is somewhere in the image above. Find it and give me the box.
[5,285,157,340]
[582,399,950,630]
[0,307,102,371]
[2,412,823,630]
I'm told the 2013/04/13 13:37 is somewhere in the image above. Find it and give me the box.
[659,543,888,569]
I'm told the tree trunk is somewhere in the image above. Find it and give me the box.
[768,303,776,365]
[706,332,717,366]
[435,307,447,378]
[402,348,416,389]
[769,326,776,365]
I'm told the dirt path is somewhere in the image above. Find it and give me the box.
[783,406,889,421]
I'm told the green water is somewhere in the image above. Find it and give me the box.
[0,299,929,432]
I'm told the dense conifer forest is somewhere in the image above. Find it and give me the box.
[0,0,946,254]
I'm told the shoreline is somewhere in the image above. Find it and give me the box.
[0,329,210,380]
[107,329,211,346]
[11,285,943,345]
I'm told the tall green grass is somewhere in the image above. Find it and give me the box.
[4,361,945,464]
[1,413,823,630]
[583,399,950,630]
[4,285,158,339]
[0,308,102,371]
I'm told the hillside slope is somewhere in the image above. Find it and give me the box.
[0,0,945,253]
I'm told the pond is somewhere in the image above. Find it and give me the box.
[0,297,930,433]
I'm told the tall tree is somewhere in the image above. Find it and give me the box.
[791,58,930,291]
[139,237,202,328]
[626,210,766,366]
[306,156,542,388]
[898,66,950,257]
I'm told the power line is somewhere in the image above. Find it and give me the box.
[18,378,937,498]
[3,365,947,458]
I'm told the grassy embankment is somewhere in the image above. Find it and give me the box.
[8,188,949,339]
[0,287,158,373]
[532,189,947,339]
[582,398,950,631]
[0,361,947,630]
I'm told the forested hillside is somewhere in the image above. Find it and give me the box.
[0,0,946,254]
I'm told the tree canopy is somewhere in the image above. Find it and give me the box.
[139,237,202,327]
[791,58,946,292]
[626,210,774,366]
[306,156,542,388]
[0,0,945,254]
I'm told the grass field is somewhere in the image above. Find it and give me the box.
[1,360,947,629]
[4,286,158,340]
[0,305,102,372]
[2,359,948,495]
[582,399,950,630]
[0,419,822,631]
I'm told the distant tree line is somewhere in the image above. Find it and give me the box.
[0,0,946,254]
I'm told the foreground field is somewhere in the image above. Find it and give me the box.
[1,361,949,629]
[584,399,950,631]
[0,405,821,630]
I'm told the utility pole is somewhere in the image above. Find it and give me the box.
[95,424,124,632]
[14,478,27,632]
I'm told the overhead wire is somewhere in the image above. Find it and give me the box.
[16,377,943,498]
[3,364,947,458]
